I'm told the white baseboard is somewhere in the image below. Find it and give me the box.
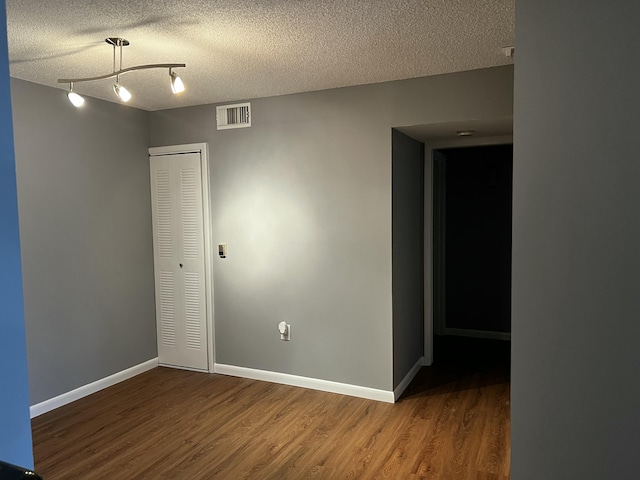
[214,363,395,404]
[394,356,424,401]
[30,358,158,418]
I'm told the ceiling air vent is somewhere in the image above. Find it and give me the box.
[216,102,251,130]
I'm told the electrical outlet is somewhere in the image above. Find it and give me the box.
[278,321,291,341]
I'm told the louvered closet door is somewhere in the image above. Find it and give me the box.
[150,153,208,370]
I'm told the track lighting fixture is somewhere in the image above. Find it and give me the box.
[58,37,186,106]
[67,82,84,107]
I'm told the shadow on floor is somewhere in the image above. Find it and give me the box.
[399,335,510,400]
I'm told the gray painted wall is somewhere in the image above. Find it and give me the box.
[512,1,640,479]
[0,5,32,466]
[391,129,424,388]
[150,66,513,391]
[11,78,157,405]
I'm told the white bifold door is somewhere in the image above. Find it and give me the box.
[150,151,208,371]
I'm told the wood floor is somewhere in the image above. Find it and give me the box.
[32,337,510,479]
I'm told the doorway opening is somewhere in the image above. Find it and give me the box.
[432,144,512,374]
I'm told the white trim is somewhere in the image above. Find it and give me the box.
[148,143,215,373]
[200,144,215,373]
[30,358,158,418]
[394,356,424,401]
[444,328,511,341]
[149,143,205,156]
[214,364,395,403]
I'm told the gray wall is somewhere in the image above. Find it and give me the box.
[512,1,640,479]
[11,79,157,405]
[391,129,424,388]
[0,4,32,466]
[151,66,513,391]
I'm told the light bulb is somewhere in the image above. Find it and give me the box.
[67,91,85,107]
[113,83,132,102]
[170,70,185,94]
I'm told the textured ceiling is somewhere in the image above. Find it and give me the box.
[6,0,514,111]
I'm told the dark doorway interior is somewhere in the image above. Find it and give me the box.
[434,144,513,335]
[402,334,510,398]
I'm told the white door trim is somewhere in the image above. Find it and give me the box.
[149,143,214,373]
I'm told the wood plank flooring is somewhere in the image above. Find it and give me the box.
[32,337,510,479]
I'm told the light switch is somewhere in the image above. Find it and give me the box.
[218,243,227,258]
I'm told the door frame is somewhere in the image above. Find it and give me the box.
[424,135,513,360]
[149,143,214,373]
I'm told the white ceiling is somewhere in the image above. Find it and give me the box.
[6,0,515,111]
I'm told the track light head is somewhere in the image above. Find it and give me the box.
[113,82,132,102]
[170,69,185,94]
[68,91,85,107]
[67,83,84,107]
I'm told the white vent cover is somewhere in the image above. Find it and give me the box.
[216,102,251,130]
